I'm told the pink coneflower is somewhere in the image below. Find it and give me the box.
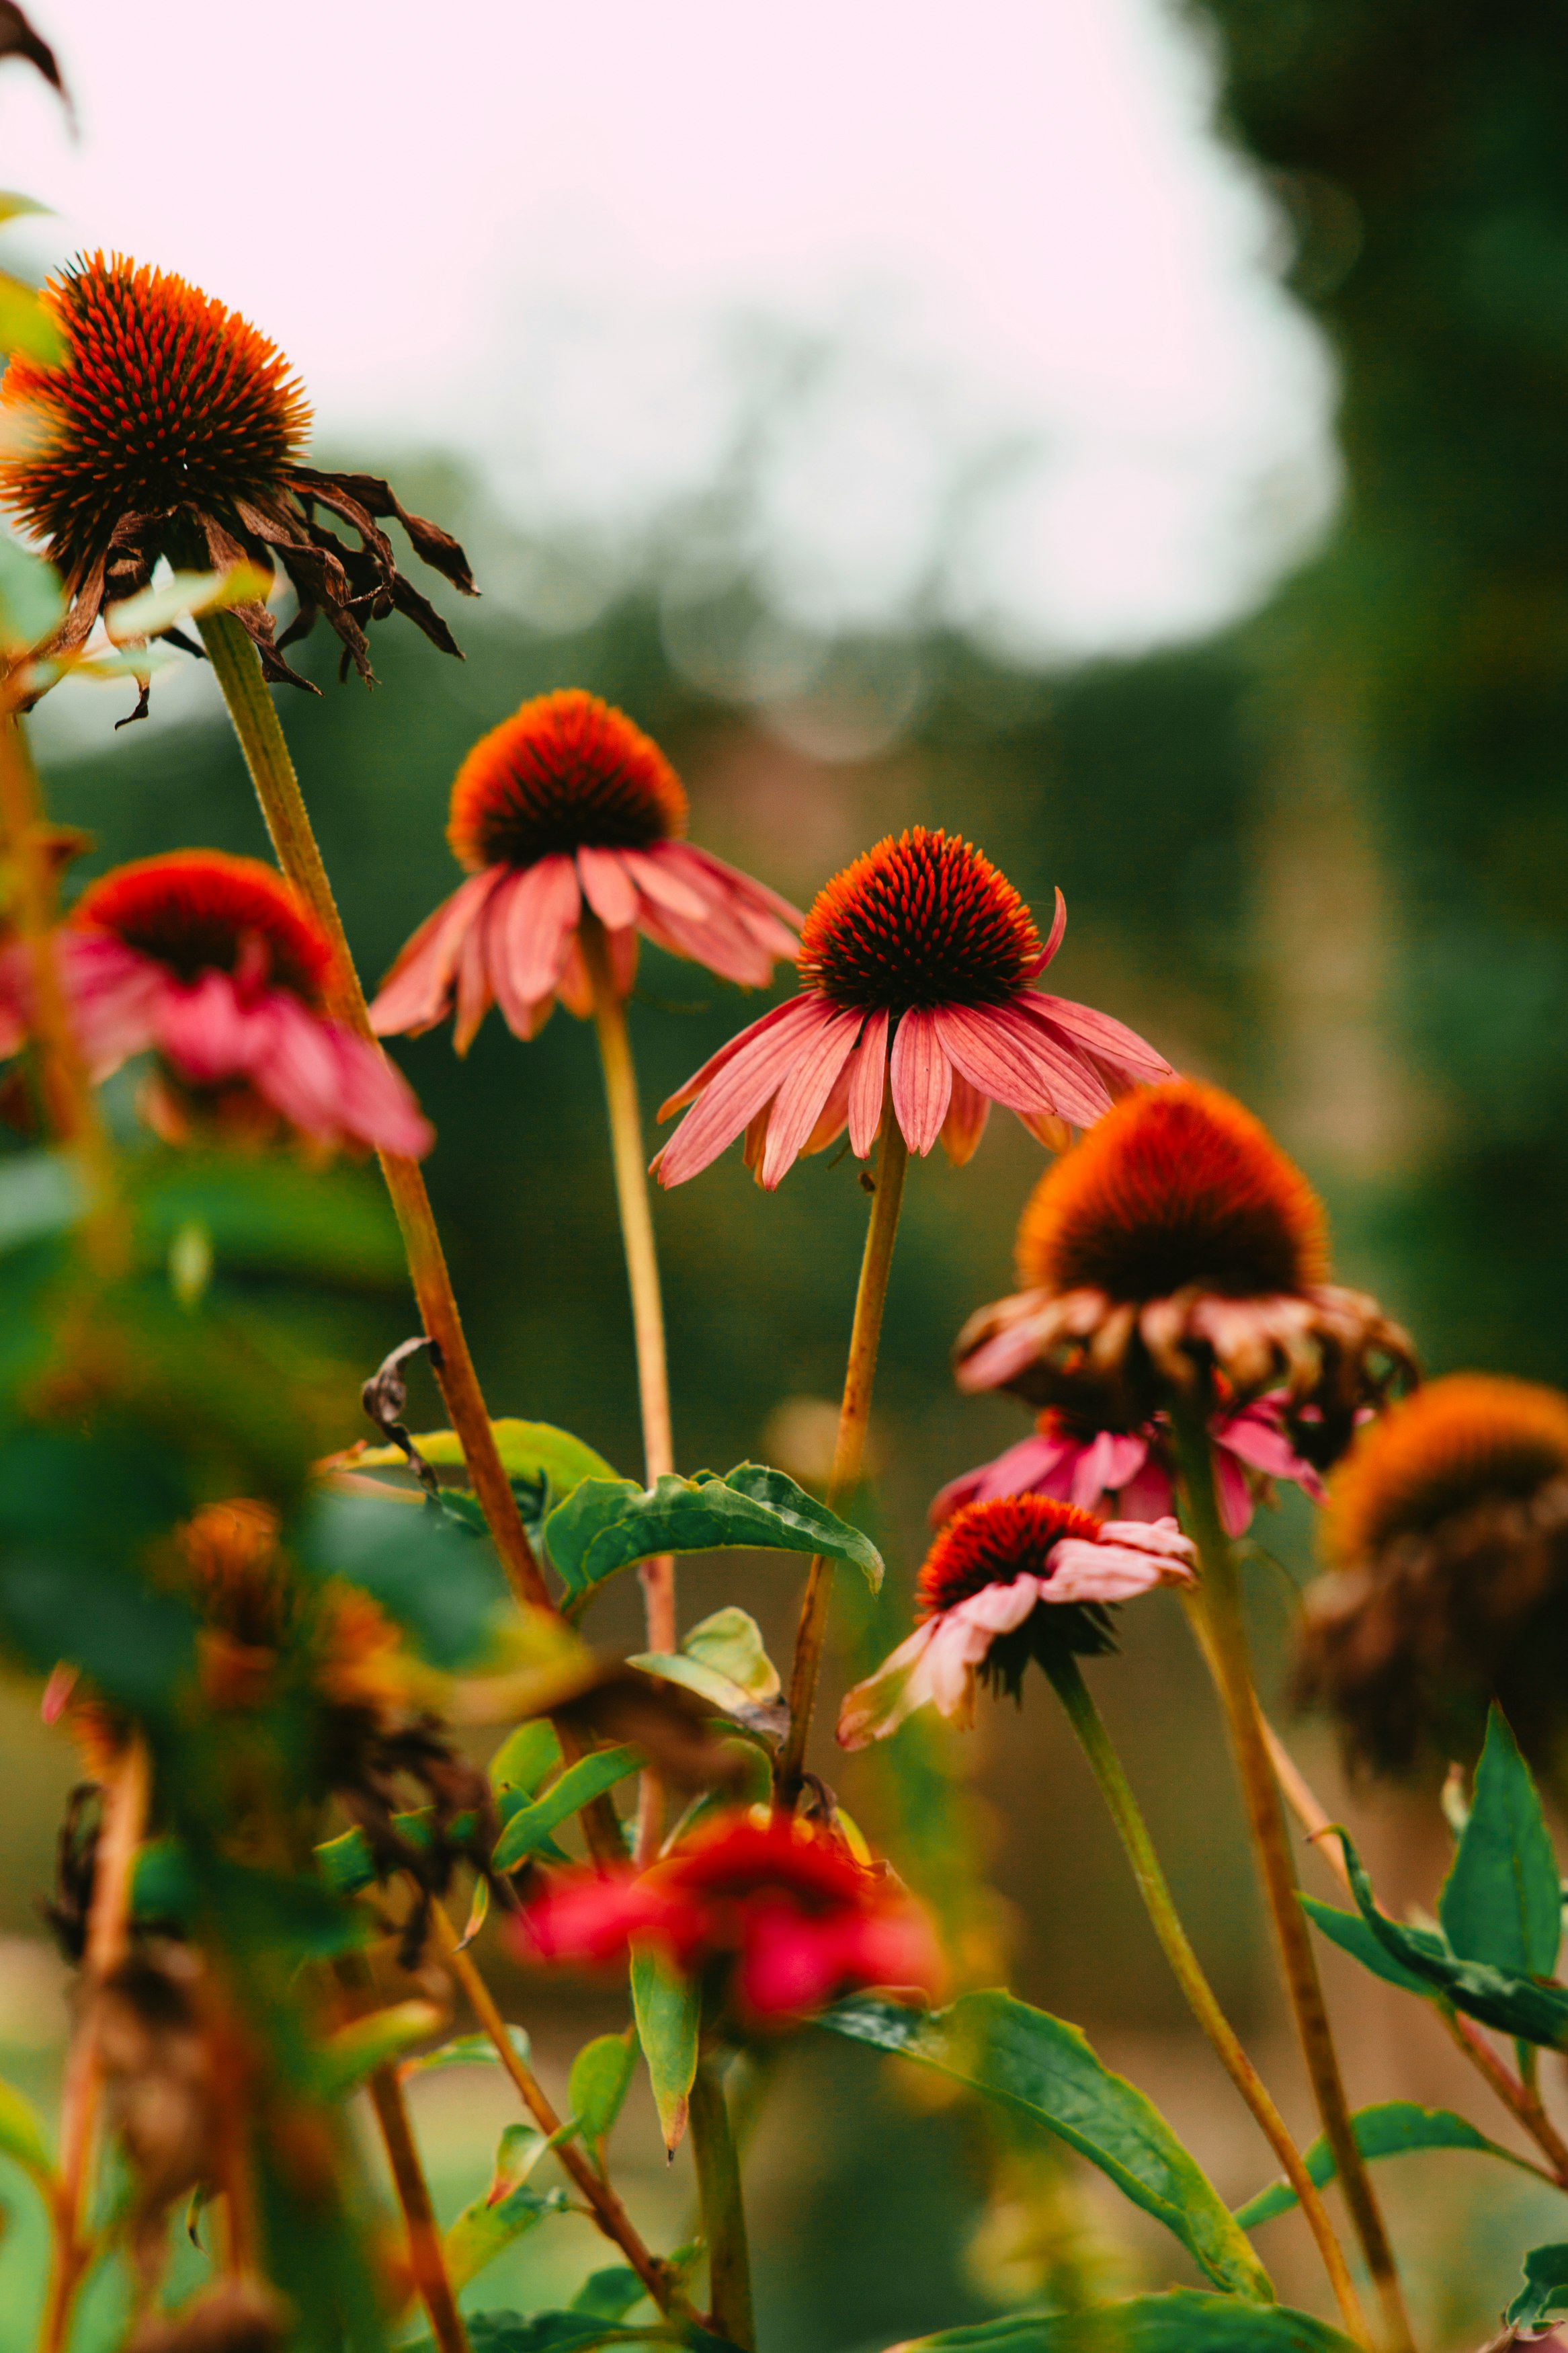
[931,1394,1328,1541]
[517,1810,942,2024]
[8,851,432,1155]
[368,689,801,1051]
[651,827,1171,1190]
[837,1494,1196,1746]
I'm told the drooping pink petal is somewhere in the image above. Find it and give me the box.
[518,1873,692,1965]
[323,1025,434,1156]
[369,868,504,1037]
[618,845,712,922]
[556,934,594,1019]
[940,1068,991,1166]
[928,1430,1077,1525]
[759,1006,862,1188]
[653,995,836,1187]
[845,1008,889,1156]
[483,872,545,1038]
[575,846,641,932]
[802,1048,855,1157]
[58,932,177,1071]
[247,992,348,1134]
[663,840,804,936]
[1024,887,1067,976]
[452,901,497,1055]
[1045,1537,1182,1603]
[932,1000,1103,1126]
[634,898,778,989]
[889,1008,952,1156]
[984,999,1115,1125]
[1069,1430,1151,1511]
[837,1620,940,1749]
[1027,992,1173,1082]
[608,924,639,995]
[1216,1393,1328,1501]
[1114,1453,1178,1522]
[153,971,265,1084]
[499,854,581,1008]
[657,993,811,1120]
[1213,1447,1255,1538]
[735,1904,848,2017]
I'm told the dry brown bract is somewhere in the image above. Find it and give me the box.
[0,255,475,717]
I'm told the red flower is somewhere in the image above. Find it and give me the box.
[3,851,431,1155]
[517,1811,942,2023]
[838,1494,1195,1746]
[652,828,1171,1189]
[370,690,800,1049]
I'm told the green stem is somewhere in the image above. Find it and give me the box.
[690,2057,755,2351]
[1172,1406,1413,2353]
[580,913,676,1650]
[776,1091,909,1798]
[196,610,549,1614]
[1044,1652,1367,2342]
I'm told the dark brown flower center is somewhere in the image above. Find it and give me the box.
[797,828,1040,1012]
[447,689,687,871]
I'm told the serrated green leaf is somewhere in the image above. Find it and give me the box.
[1233,2099,1539,2229]
[546,1466,882,1609]
[679,1606,780,1701]
[632,1938,700,2156]
[0,2078,52,2182]
[1339,1827,1568,2045]
[569,2034,636,2145]
[1300,1895,1437,1997]
[493,1747,642,1872]
[1440,1706,1561,1977]
[1505,2242,1568,2330]
[885,2291,1358,2352]
[444,2181,570,2293]
[315,2001,443,2100]
[403,2026,533,2079]
[820,1993,1271,2301]
[490,1720,564,1796]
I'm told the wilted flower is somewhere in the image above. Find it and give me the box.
[954,1080,1415,1464]
[1,850,432,1154]
[1296,1374,1568,1777]
[369,688,800,1050]
[653,827,1171,1189]
[837,1495,1196,1747]
[0,253,474,708]
[932,1394,1327,1539]
[518,1810,942,2022]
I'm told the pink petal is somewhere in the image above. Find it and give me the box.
[837,1621,940,1749]
[889,1008,952,1156]
[635,899,778,989]
[250,994,349,1133]
[1025,887,1067,976]
[1070,1431,1150,1510]
[760,1006,862,1187]
[1044,1538,1178,1603]
[1215,1396,1327,1499]
[985,1000,1115,1125]
[1027,992,1173,1081]
[952,1577,1046,1636]
[735,1907,846,2017]
[1214,1447,1255,1538]
[1098,1515,1195,1562]
[500,854,581,1008]
[932,1000,1099,1124]
[153,971,261,1084]
[928,1430,1076,1525]
[665,840,804,934]
[452,902,496,1055]
[575,846,640,932]
[657,992,812,1120]
[845,1008,889,1156]
[368,869,503,1037]
[653,995,836,1187]
[940,1068,991,1166]
[618,844,711,922]
[802,1051,855,1156]
[327,1026,435,1157]
[1114,1454,1178,1521]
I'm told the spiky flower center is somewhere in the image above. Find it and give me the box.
[1328,1375,1568,1566]
[917,1494,1104,1618]
[447,690,688,871]
[1016,1080,1327,1304]
[73,851,335,1004]
[797,828,1040,1013]
[0,254,311,564]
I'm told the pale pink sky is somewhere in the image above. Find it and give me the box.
[0,0,1335,659]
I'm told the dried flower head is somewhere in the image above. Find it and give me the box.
[0,849,432,1154]
[839,1494,1196,1745]
[371,688,800,1049]
[956,1080,1415,1462]
[653,827,1171,1189]
[0,253,475,711]
[1296,1375,1568,1776]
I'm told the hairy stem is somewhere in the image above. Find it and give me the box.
[777,1096,908,1798]
[690,2057,755,2351]
[1045,1651,1366,2338]
[43,1738,150,2353]
[431,1909,681,2313]
[1173,1408,1413,2353]
[197,612,547,1611]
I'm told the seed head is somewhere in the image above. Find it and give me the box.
[1328,1375,1568,1568]
[798,828,1040,1013]
[448,688,687,872]
[73,851,336,1005]
[917,1493,1104,1618]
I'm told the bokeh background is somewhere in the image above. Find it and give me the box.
[0,1,1565,2346]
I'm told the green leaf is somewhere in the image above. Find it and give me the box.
[408,2317,741,2352]
[884,2291,1359,2351]
[0,274,61,365]
[632,1938,701,2156]
[403,2026,533,2079]
[1440,1707,1561,1977]
[104,565,274,645]
[820,1992,1271,2301]
[0,1152,80,1254]
[571,2270,648,2321]
[1300,1896,1437,1997]
[679,1607,780,1700]
[626,1648,784,1737]
[1505,2242,1568,2331]
[0,2078,52,2183]
[1233,2100,1541,2229]
[315,2001,444,2099]
[297,1492,508,1671]
[131,1836,200,1929]
[130,1152,403,1287]
[491,1720,564,1796]
[493,1747,643,1872]
[546,1464,882,1609]
[569,2034,636,2145]
[359,1418,618,1488]
[444,2182,570,2293]
[1338,1827,1568,2046]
